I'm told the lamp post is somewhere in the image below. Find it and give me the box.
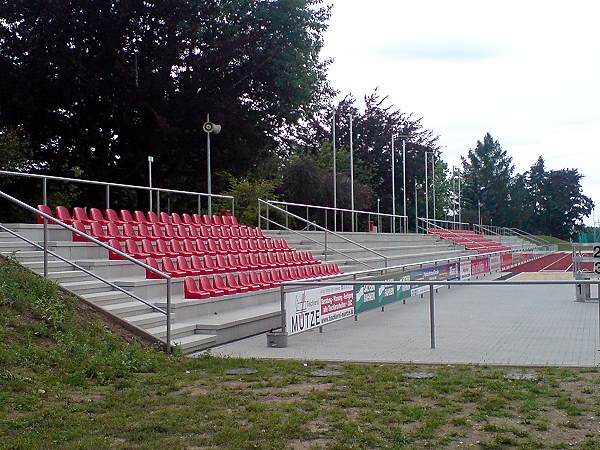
[391,134,396,233]
[377,198,381,232]
[202,114,222,216]
[431,152,436,223]
[148,156,154,211]
[424,152,430,222]
[349,114,355,232]
[332,112,337,232]
[414,180,421,233]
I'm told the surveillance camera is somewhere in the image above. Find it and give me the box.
[203,122,221,134]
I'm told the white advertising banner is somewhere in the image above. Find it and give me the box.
[285,286,355,336]
[490,255,501,272]
[460,261,472,280]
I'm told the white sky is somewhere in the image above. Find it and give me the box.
[322,0,600,224]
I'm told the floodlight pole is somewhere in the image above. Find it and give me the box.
[332,113,337,232]
[402,138,407,231]
[391,135,396,233]
[424,152,429,222]
[206,113,212,216]
[414,180,419,233]
[458,169,462,225]
[349,114,355,232]
[431,153,436,223]
[148,156,154,211]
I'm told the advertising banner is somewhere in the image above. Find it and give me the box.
[460,260,472,280]
[471,257,490,276]
[447,262,460,281]
[489,255,501,272]
[411,264,449,295]
[354,272,411,314]
[501,254,513,270]
[286,286,354,335]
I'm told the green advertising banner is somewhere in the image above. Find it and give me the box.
[354,272,411,314]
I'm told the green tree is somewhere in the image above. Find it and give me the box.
[0,0,331,198]
[461,133,514,226]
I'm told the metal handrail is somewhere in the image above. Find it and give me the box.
[508,227,551,247]
[265,199,408,233]
[0,189,173,353]
[0,169,235,216]
[417,217,471,231]
[259,199,388,268]
[259,214,377,270]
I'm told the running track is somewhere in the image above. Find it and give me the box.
[509,252,593,272]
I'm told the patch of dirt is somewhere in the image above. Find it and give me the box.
[167,382,210,397]
[287,438,334,449]
[252,382,332,395]
[68,391,106,403]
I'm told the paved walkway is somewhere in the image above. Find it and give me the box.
[213,275,600,367]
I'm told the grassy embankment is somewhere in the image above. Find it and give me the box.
[1,258,600,449]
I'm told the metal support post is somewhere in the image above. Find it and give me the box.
[324,230,328,262]
[166,278,172,354]
[349,114,355,232]
[105,185,110,209]
[332,113,337,232]
[43,177,48,278]
[402,139,406,230]
[429,284,436,349]
[285,205,289,229]
[156,191,160,214]
[391,135,396,233]
[198,195,201,215]
[266,205,270,231]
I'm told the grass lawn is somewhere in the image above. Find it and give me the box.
[2,258,600,449]
[536,235,573,252]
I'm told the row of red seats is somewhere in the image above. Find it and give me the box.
[144,251,318,278]
[71,220,268,243]
[428,229,511,253]
[184,264,342,299]
[37,205,242,229]
[107,237,293,260]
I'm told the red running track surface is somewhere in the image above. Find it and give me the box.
[508,253,567,272]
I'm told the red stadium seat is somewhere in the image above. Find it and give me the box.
[108,239,125,260]
[89,208,108,225]
[73,207,93,225]
[147,211,160,224]
[230,216,241,227]
[156,240,179,257]
[176,256,203,276]
[145,257,163,279]
[297,266,308,279]
[55,206,74,225]
[237,253,254,271]
[207,239,226,255]
[211,215,223,226]
[36,205,53,224]
[236,239,250,253]
[191,255,212,274]
[186,226,199,239]
[137,224,158,242]
[249,253,268,269]
[159,212,172,225]
[260,270,279,288]
[271,269,284,284]
[161,257,187,277]
[171,239,192,257]
[224,254,240,272]
[71,221,90,242]
[221,227,231,239]
[105,209,126,225]
[196,239,216,256]
[305,266,316,278]
[125,239,150,259]
[123,223,144,242]
[171,213,184,226]
[183,239,203,256]
[133,210,150,225]
[90,222,111,242]
[213,276,238,295]
[199,276,225,297]
[289,267,300,280]
[249,271,270,289]
[221,215,232,226]
[230,227,241,238]
[184,277,210,300]
[225,273,250,293]
[204,255,225,273]
[239,272,261,291]
[151,224,168,241]
[106,222,127,242]
[142,240,166,258]
[163,224,179,240]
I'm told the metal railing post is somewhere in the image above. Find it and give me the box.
[258,200,262,229]
[231,197,235,217]
[42,177,48,277]
[280,284,286,332]
[306,206,309,230]
[156,190,160,214]
[166,278,172,354]
[105,185,110,209]
[341,211,344,232]
[198,194,201,215]
[324,230,328,262]
[429,284,436,349]
[325,209,328,231]
[285,205,289,229]
[266,204,270,230]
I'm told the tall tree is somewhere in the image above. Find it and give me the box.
[0,0,332,199]
[461,133,514,226]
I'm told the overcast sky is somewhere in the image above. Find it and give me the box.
[322,0,600,224]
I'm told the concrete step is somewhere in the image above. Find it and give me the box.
[127,311,166,329]
[61,280,114,295]
[146,322,199,340]
[82,290,134,306]
[173,334,217,353]
[23,260,77,273]
[102,300,156,318]
[0,241,37,251]
[47,270,93,284]
[1,250,60,263]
